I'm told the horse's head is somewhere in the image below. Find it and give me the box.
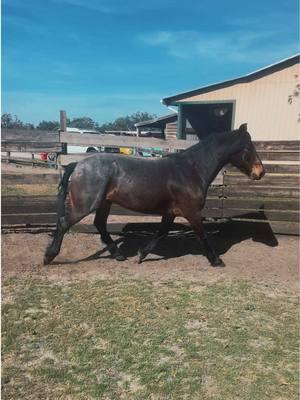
[229,124,265,180]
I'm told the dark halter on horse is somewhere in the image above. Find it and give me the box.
[44,124,265,267]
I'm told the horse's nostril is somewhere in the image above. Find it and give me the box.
[251,174,260,180]
[257,169,265,180]
[251,170,264,180]
[251,165,265,180]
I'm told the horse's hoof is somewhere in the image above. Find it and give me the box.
[137,250,146,264]
[43,246,58,265]
[211,258,225,267]
[115,254,126,262]
[43,255,53,265]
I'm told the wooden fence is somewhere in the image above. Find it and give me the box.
[2,129,61,166]
[1,128,299,235]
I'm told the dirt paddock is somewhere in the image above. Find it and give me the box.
[2,163,299,288]
[2,223,299,288]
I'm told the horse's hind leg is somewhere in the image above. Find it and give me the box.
[43,207,89,265]
[44,162,113,265]
[94,201,126,261]
[138,214,175,264]
[43,217,69,265]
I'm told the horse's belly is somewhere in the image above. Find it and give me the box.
[106,184,169,215]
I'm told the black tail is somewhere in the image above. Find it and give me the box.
[43,162,77,265]
[57,162,77,221]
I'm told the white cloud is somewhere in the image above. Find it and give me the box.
[3,15,51,37]
[138,28,298,65]
[52,0,117,14]
[2,0,117,14]
[52,0,180,14]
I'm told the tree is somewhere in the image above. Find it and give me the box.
[129,112,158,126]
[23,123,35,130]
[1,111,158,132]
[99,112,157,132]
[1,113,33,129]
[36,120,60,131]
[1,113,13,128]
[69,117,99,130]
[288,74,300,122]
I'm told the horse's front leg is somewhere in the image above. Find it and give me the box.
[186,211,225,267]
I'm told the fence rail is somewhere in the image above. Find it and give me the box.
[60,131,190,151]
[1,129,61,154]
[1,128,299,235]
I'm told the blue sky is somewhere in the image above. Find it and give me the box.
[2,0,299,125]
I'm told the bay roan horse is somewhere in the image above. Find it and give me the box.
[44,124,265,267]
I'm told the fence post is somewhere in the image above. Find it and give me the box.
[58,110,67,177]
[221,168,226,218]
[59,110,68,155]
[60,110,67,132]
[176,104,186,139]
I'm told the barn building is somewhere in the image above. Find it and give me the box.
[158,54,299,141]
[132,55,300,235]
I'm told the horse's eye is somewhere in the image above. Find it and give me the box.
[243,152,251,163]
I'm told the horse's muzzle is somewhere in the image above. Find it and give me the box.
[250,164,265,180]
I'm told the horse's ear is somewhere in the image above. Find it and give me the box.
[238,123,248,133]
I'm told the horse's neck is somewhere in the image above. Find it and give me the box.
[187,132,242,187]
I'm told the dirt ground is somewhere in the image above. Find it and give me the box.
[2,228,299,289]
[2,162,299,289]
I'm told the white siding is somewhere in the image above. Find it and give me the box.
[177,64,300,141]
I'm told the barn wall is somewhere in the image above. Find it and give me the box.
[176,63,300,141]
[165,122,197,140]
[165,122,177,138]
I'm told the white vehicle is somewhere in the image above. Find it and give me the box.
[41,128,121,162]
[66,127,100,154]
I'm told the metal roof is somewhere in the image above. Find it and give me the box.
[161,54,300,106]
[134,113,177,128]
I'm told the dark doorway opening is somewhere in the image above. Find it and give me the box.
[182,102,234,139]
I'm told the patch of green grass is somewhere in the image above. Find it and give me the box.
[2,278,299,399]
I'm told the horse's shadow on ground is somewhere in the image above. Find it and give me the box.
[117,211,279,262]
[53,211,278,265]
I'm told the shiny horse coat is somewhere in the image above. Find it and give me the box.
[44,124,264,267]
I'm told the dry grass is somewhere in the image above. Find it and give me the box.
[2,278,299,399]
[2,184,58,196]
